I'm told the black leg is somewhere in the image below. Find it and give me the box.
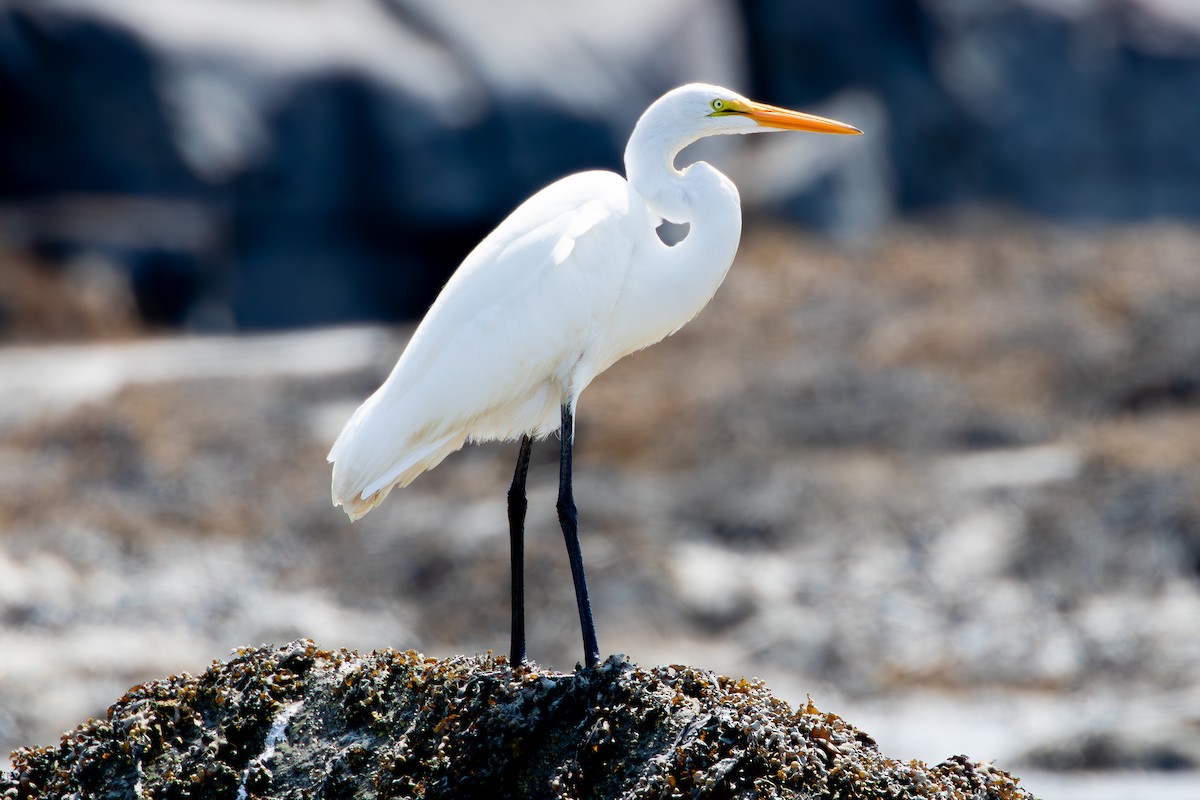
[556,402,600,668]
[507,434,533,666]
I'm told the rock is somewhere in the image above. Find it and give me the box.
[745,0,1200,219]
[1025,728,1200,772]
[8,1,1200,329]
[0,0,743,330]
[0,640,1034,800]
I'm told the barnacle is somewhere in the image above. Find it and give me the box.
[0,640,1034,799]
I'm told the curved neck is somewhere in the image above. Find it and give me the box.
[623,111,742,242]
[590,115,741,373]
[625,116,707,224]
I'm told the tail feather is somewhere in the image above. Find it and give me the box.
[335,482,395,523]
[330,429,463,521]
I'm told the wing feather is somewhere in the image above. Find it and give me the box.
[329,170,646,515]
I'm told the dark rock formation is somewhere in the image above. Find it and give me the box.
[0,0,740,330]
[5,1,1200,330]
[0,641,1033,799]
[745,0,1200,220]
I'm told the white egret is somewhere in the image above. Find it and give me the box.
[329,83,861,668]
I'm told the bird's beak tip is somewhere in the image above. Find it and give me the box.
[746,100,863,136]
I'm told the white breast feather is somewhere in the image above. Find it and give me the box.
[328,171,642,516]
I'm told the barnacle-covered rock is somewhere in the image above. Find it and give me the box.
[0,640,1035,799]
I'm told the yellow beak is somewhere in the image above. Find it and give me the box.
[745,100,862,135]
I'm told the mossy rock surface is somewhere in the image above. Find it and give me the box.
[1,640,1035,799]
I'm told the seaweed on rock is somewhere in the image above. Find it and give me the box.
[1,641,1034,800]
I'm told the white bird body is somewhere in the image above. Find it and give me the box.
[329,171,655,517]
[328,85,861,520]
[328,87,778,520]
[328,83,860,666]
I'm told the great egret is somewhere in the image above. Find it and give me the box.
[329,83,861,668]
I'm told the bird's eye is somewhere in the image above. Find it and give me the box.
[711,99,725,111]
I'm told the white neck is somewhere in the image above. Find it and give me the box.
[605,114,742,359]
[624,112,739,226]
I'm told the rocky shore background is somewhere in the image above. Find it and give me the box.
[2,642,1037,799]
[3,2,1200,798]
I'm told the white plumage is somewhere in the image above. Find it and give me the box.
[327,171,646,518]
[328,83,860,667]
[329,84,860,524]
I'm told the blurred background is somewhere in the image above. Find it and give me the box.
[2,0,1199,796]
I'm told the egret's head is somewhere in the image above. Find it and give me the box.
[625,83,862,187]
[642,83,862,142]
[708,93,862,136]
